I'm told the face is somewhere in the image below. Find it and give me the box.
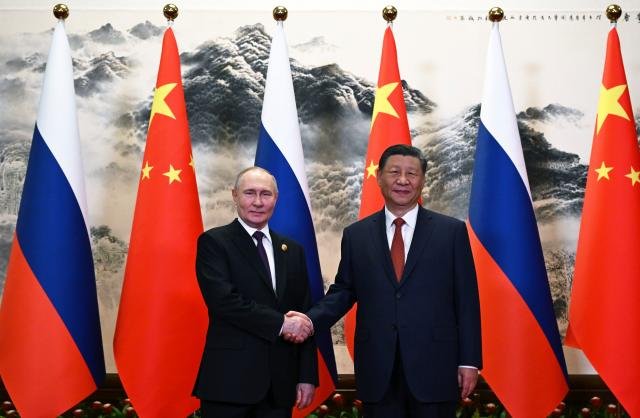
[377,155,425,216]
[232,170,278,229]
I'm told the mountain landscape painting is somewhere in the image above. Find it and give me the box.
[0,8,639,373]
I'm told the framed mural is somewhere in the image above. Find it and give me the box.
[0,6,639,374]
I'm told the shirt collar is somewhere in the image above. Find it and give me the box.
[237,217,272,243]
[384,204,419,230]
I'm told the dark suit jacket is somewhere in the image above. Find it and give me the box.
[307,207,481,403]
[193,219,318,407]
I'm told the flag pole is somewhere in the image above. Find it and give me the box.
[488,7,504,35]
[273,5,288,22]
[163,3,178,26]
[488,6,504,23]
[53,3,69,20]
[603,7,623,414]
[605,4,621,25]
[382,5,396,28]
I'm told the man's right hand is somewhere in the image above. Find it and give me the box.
[281,311,313,343]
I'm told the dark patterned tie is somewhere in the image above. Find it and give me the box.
[390,218,405,281]
[253,230,273,286]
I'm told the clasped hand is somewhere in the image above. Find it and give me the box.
[281,311,313,343]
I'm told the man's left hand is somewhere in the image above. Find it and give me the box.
[283,311,314,343]
[458,367,478,399]
[295,383,315,409]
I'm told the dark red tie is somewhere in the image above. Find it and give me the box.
[391,218,405,281]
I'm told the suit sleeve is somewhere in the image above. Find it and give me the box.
[196,232,283,342]
[307,228,357,331]
[454,222,483,369]
[296,247,319,386]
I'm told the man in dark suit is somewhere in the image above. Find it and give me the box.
[289,144,482,417]
[193,166,318,418]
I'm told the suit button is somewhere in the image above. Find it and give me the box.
[396,292,402,299]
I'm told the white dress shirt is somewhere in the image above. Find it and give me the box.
[383,204,419,260]
[237,217,276,292]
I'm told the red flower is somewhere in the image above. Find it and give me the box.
[353,399,363,411]
[590,396,602,409]
[103,403,114,414]
[2,401,13,412]
[581,407,591,417]
[461,397,474,408]
[332,393,344,409]
[72,408,85,417]
[485,403,497,414]
[124,406,136,417]
[551,408,563,417]
[5,410,18,417]
[607,404,618,414]
[90,401,103,410]
[315,404,329,417]
[557,402,566,412]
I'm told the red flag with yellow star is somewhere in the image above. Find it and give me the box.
[344,25,412,359]
[566,26,640,416]
[113,27,207,417]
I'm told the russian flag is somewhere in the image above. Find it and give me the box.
[254,20,338,417]
[467,22,568,417]
[0,21,105,417]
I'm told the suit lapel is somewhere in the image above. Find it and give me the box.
[369,210,398,286]
[229,220,276,296]
[271,231,288,300]
[402,207,435,282]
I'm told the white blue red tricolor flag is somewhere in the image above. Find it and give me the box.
[0,20,105,418]
[467,22,568,418]
[254,21,337,417]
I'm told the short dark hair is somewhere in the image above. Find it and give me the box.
[378,144,427,174]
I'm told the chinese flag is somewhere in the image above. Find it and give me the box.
[344,25,412,359]
[113,27,207,417]
[566,26,640,416]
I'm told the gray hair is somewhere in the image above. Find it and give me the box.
[234,166,279,194]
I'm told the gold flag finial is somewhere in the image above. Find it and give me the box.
[53,3,69,20]
[273,6,288,21]
[605,4,622,22]
[382,5,397,22]
[163,4,179,21]
[488,7,504,22]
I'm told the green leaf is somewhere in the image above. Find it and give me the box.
[111,408,125,418]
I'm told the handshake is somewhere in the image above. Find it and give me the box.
[281,311,314,343]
